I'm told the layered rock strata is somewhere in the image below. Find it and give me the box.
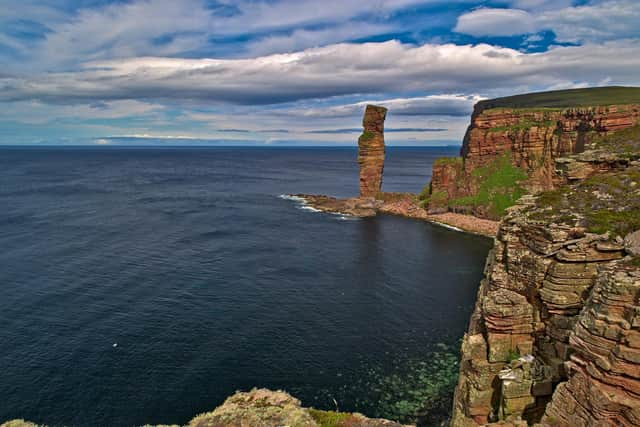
[429,101,640,219]
[451,138,640,426]
[358,105,388,198]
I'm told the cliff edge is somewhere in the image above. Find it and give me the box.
[427,87,640,220]
[1,389,407,427]
[451,124,640,426]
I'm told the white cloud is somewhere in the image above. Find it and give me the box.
[1,0,434,70]
[294,95,484,118]
[454,8,536,37]
[0,100,165,125]
[507,0,573,11]
[538,0,640,43]
[244,22,393,56]
[2,40,639,106]
[455,1,640,42]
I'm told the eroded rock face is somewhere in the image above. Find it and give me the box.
[541,268,640,426]
[358,105,388,198]
[451,145,640,426]
[430,104,640,219]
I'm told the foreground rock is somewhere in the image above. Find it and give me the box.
[358,105,388,198]
[451,129,640,426]
[1,389,407,427]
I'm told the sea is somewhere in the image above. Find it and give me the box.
[0,146,492,426]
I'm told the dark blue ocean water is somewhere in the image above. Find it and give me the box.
[0,147,492,427]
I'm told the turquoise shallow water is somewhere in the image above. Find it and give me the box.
[0,147,492,426]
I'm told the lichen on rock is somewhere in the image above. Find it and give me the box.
[358,105,388,198]
[427,88,640,220]
[451,123,640,426]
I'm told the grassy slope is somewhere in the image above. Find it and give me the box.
[477,86,640,112]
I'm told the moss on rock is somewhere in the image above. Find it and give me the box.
[450,152,528,219]
[530,165,640,237]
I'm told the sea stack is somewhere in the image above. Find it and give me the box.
[358,105,387,198]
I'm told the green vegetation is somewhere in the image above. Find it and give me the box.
[418,184,431,203]
[370,344,461,424]
[477,86,640,111]
[359,130,375,141]
[434,157,463,167]
[592,123,640,157]
[507,349,521,363]
[426,190,448,210]
[308,409,354,427]
[489,119,556,133]
[450,152,528,218]
[531,167,640,237]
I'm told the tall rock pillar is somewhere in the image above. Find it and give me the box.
[358,105,387,198]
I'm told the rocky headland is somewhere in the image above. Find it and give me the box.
[451,119,640,426]
[426,87,640,220]
[291,103,500,237]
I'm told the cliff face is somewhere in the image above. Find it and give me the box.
[429,99,640,219]
[358,105,387,198]
[451,126,640,426]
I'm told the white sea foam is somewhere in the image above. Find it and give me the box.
[278,194,306,202]
[278,194,322,213]
[299,205,322,213]
[336,215,359,221]
[279,194,358,219]
[432,221,464,232]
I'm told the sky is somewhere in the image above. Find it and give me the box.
[1,0,639,146]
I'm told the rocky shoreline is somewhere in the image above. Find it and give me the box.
[292,193,499,238]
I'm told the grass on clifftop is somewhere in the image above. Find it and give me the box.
[450,152,528,218]
[477,86,640,111]
[531,166,640,237]
[308,409,358,427]
[592,124,640,157]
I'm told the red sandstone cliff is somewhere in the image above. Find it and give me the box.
[451,130,640,426]
[359,105,387,198]
[429,101,640,219]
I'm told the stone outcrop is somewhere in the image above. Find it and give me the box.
[1,389,407,427]
[293,193,384,217]
[290,192,499,237]
[451,131,640,426]
[428,92,640,219]
[358,105,387,198]
[286,103,500,236]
